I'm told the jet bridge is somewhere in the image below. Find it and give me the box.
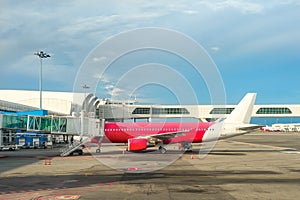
[0,112,105,152]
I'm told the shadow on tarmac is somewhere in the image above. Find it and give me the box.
[0,168,296,195]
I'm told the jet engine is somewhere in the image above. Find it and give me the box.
[127,138,147,151]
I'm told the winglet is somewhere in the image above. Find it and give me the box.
[224,93,256,124]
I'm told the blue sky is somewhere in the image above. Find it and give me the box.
[0,0,300,105]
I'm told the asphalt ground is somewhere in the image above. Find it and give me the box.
[0,132,299,200]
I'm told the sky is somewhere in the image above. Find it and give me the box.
[0,0,300,105]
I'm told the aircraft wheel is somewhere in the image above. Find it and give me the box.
[159,146,167,154]
[96,148,101,153]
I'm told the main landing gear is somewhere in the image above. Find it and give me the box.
[158,146,167,154]
[180,143,193,152]
[95,142,101,153]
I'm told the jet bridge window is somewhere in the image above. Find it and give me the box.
[132,108,150,114]
[256,107,292,114]
[1,115,27,129]
[209,108,234,114]
[152,108,190,115]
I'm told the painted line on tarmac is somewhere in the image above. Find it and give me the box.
[248,132,300,136]
[226,140,297,151]
[54,155,94,160]
[280,151,300,154]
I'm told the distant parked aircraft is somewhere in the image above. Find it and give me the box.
[261,125,284,132]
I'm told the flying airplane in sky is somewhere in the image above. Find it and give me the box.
[95,93,262,153]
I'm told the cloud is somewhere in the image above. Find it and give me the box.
[93,56,107,62]
[0,0,299,104]
[211,47,220,52]
[104,84,114,90]
[278,0,300,5]
[58,15,121,34]
[107,87,126,97]
[93,74,113,84]
[181,10,199,15]
[239,30,300,54]
[198,0,264,14]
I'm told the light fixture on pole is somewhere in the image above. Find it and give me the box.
[34,51,50,110]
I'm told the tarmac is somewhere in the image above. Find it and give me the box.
[0,132,299,200]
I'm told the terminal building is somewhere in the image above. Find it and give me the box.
[1,90,300,147]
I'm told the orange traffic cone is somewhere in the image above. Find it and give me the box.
[44,158,52,165]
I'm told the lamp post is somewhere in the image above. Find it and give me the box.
[34,51,50,110]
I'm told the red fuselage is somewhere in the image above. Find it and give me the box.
[102,122,213,144]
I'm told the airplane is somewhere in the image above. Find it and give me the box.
[261,125,283,132]
[87,93,262,154]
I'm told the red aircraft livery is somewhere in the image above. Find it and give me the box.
[94,93,262,153]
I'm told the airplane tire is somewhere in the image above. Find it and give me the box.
[159,146,167,154]
[96,148,101,153]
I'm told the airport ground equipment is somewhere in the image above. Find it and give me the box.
[15,132,48,148]
[60,140,84,156]
[60,118,105,156]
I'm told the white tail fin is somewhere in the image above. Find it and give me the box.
[224,93,256,124]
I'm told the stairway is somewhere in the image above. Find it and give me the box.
[60,141,84,157]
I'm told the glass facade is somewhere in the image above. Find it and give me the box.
[59,118,67,132]
[1,115,27,129]
[1,115,68,133]
[132,108,150,114]
[27,116,67,132]
[152,108,190,115]
[132,107,190,115]
[51,117,60,132]
[27,116,52,131]
[209,108,234,114]
[256,107,292,114]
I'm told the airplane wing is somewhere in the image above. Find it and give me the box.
[137,131,188,142]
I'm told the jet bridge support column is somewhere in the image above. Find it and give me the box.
[100,118,105,138]
[8,130,12,144]
[80,110,85,140]
[0,129,2,147]
[96,118,105,153]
